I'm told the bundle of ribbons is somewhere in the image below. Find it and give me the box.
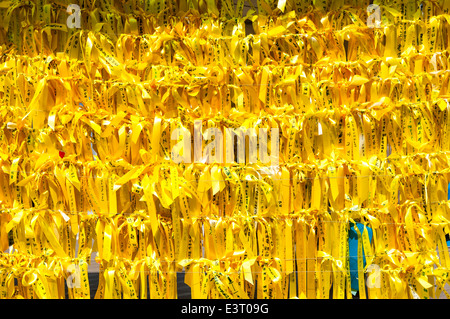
[1,0,450,299]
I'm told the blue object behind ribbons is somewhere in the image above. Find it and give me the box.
[348,222,373,293]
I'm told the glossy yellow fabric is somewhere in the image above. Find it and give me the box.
[0,0,450,299]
